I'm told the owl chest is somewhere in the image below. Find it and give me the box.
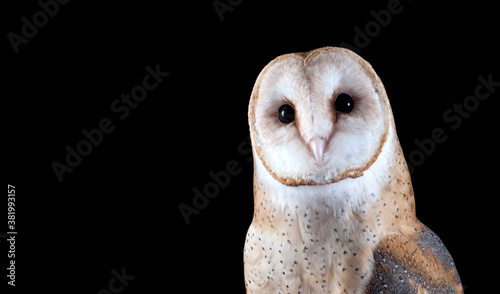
[244,218,377,293]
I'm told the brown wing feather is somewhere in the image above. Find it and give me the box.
[366,223,463,294]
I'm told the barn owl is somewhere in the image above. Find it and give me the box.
[244,47,463,294]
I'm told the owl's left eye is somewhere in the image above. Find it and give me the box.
[278,104,295,124]
[334,93,355,113]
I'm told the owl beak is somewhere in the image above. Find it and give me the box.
[309,136,326,165]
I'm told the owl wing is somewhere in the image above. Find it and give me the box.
[366,223,463,294]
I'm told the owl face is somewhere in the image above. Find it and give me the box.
[249,47,391,186]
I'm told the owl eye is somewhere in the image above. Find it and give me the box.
[334,93,354,113]
[278,104,295,124]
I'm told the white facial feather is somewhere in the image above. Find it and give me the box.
[249,47,390,186]
[253,124,395,216]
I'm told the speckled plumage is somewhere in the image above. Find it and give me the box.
[244,47,462,294]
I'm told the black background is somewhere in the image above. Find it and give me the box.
[4,0,498,293]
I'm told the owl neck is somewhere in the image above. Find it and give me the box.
[251,125,416,239]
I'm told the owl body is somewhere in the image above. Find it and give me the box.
[244,47,462,293]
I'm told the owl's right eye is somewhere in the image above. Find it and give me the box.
[278,104,295,124]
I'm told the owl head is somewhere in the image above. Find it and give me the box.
[249,47,393,187]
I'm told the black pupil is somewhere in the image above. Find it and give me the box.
[278,104,295,124]
[335,93,354,113]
